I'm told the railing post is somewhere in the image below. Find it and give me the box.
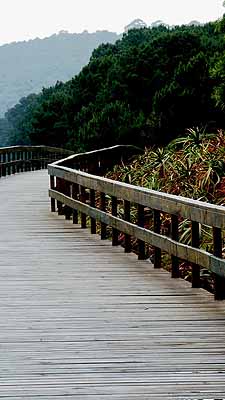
[42,149,45,169]
[50,176,56,212]
[56,177,63,215]
[100,192,107,239]
[30,151,33,171]
[124,199,131,253]
[37,151,41,170]
[12,152,16,174]
[39,149,43,169]
[213,227,225,300]
[72,183,79,224]
[27,151,31,171]
[16,151,20,173]
[7,152,11,176]
[21,151,24,172]
[191,221,201,288]
[171,214,179,278]
[90,189,96,234]
[80,186,87,229]
[24,151,27,172]
[153,210,161,268]
[27,151,29,171]
[19,151,23,172]
[65,181,72,220]
[2,153,6,177]
[112,196,119,246]
[137,204,145,260]
[20,151,23,172]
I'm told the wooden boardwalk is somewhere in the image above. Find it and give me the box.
[1,170,225,399]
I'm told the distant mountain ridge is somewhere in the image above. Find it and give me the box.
[0,20,203,118]
[0,30,119,116]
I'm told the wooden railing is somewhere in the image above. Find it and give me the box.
[52,145,143,174]
[48,146,225,300]
[0,145,73,177]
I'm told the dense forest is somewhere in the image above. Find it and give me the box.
[1,17,225,150]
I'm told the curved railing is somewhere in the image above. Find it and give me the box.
[48,145,225,300]
[0,145,73,177]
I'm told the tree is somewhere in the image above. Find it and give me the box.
[5,21,225,150]
[5,94,39,145]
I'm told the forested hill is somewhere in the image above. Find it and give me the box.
[3,19,225,150]
[0,30,119,117]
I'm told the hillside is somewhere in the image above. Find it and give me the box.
[4,20,225,151]
[0,30,119,117]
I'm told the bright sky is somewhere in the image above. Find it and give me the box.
[0,0,224,45]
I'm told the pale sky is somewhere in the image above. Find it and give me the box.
[0,0,224,46]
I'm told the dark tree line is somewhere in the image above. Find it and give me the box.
[2,18,225,150]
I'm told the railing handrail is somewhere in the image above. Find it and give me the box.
[51,145,143,167]
[0,145,73,176]
[49,164,225,229]
[48,146,225,300]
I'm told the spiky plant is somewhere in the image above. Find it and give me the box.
[106,129,225,285]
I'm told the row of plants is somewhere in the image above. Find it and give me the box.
[108,129,225,205]
[105,129,225,291]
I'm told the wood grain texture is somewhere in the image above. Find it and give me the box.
[48,164,225,228]
[1,170,225,398]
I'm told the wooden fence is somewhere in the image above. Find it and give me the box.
[0,145,73,177]
[48,145,225,300]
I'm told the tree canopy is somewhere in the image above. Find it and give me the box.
[2,21,225,151]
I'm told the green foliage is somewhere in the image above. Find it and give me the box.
[4,21,225,150]
[211,51,225,111]
[107,129,225,205]
[0,118,12,146]
[5,93,39,145]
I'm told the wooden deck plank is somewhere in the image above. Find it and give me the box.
[0,170,225,398]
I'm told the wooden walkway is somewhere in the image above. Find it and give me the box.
[1,170,225,399]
